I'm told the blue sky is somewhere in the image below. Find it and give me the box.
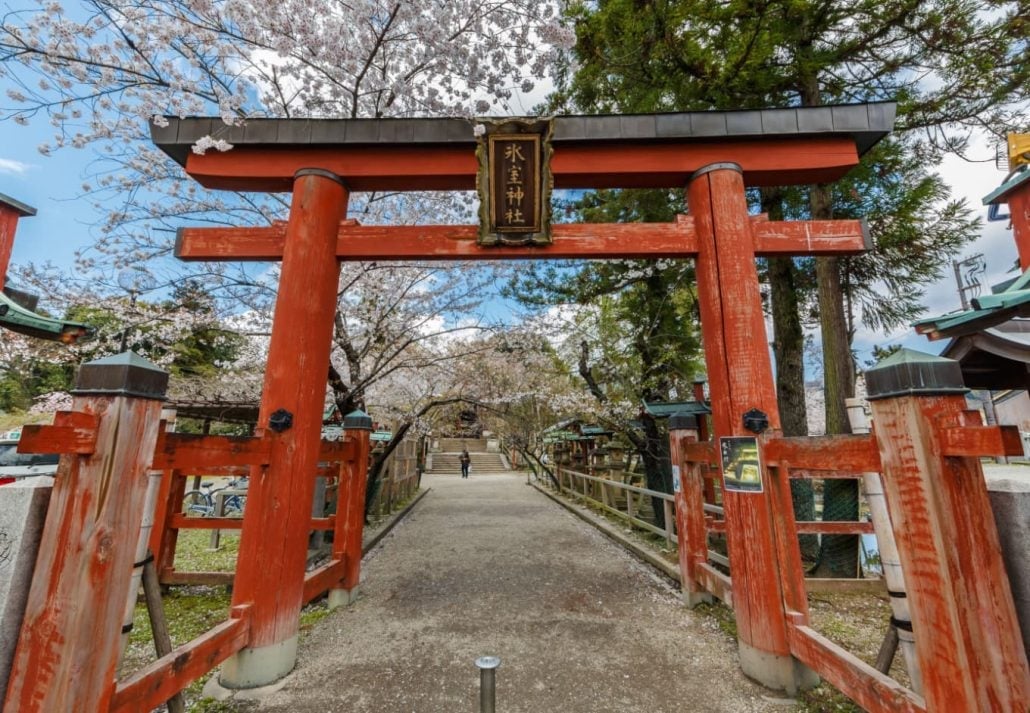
[0,107,1019,366]
[0,118,98,270]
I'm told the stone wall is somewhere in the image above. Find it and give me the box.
[0,478,52,700]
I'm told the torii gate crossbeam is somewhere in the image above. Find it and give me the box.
[157,105,891,693]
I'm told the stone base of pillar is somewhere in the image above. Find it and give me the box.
[328,586,360,610]
[219,634,298,689]
[681,590,712,608]
[0,479,52,699]
[738,641,819,695]
[986,475,1030,653]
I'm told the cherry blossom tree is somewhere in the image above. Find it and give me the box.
[1,0,575,435]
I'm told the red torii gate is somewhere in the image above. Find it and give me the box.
[8,103,1027,711]
[158,104,885,692]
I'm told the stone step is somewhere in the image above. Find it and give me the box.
[428,452,508,474]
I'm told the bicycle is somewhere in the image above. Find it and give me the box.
[182,477,248,517]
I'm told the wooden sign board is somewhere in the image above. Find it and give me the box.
[477,119,552,246]
[720,436,763,493]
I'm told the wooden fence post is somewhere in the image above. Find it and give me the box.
[687,163,815,693]
[330,410,372,608]
[866,349,1030,711]
[221,168,348,689]
[3,353,167,712]
[668,413,712,608]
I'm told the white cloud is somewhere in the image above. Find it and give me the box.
[0,158,31,175]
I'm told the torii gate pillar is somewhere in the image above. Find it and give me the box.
[687,163,817,693]
[220,169,348,688]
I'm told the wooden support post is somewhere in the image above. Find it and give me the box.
[866,349,1030,711]
[0,196,35,290]
[220,168,349,689]
[687,163,815,694]
[329,411,372,609]
[669,414,712,608]
[141,557,186,713]
[3,353,168,712]
[151,469,186,584]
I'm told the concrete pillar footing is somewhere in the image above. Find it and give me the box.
[682,590,713,608]
[328,586,360,610]
[738,641,819,696]
[218,635,298,689]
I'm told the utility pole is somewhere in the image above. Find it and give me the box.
[952,253,986,311]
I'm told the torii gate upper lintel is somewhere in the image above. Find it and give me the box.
[154,103,895,693]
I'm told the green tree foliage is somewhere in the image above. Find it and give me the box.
[555,0,1024,574]
[507,189,705,524]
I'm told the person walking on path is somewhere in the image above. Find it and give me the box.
[460,449,471,478]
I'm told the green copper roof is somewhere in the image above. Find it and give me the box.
[0,290,93,343]
[983,167,1030,206]
[642,400,711,417]
[914,268,1030,340]
[866,348,966,400]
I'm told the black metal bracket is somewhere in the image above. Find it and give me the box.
[742,408,769,434]
[269,408,294,433]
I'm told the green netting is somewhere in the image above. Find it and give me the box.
[818,479,860,577]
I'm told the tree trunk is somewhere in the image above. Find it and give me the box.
[812,183,859,577]
[768,255,819,561]
[640,412,672,530]
[762,187,818,561]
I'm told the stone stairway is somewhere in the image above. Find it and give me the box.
[428,452,509,475]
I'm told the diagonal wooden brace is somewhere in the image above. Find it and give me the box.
[17,410,99,455]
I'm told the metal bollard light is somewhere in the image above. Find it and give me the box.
[475,656,500,713]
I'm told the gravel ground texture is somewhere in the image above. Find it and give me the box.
[240,473,786,713]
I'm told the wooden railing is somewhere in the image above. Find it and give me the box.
[151,433,361,588]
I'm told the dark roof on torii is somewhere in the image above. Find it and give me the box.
[0,193,37,218]
[151,102,896,192]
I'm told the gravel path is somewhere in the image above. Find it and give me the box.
[247,473,781,712]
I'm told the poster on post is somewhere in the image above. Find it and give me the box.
[719,437,763,493]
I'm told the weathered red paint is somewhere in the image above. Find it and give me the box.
[764,460,809,621]
[303,559,347,604]
[337,429,372,594]
[229,171,349,653]
[687,164,803,662]
[869,392,1030,711]
[670,430,709,604]
[0,206,20,289]
[938,424,1024,457]
[761,434,880,473]
[150,431,273,470]
[183,137,860,193]
[148,468,179,581]
[787,624,927,713]
[1007,184,1030,271]
[3,393,164,712]
[175,217,869,262]
[111,607,251,713]
[16,410,99,454]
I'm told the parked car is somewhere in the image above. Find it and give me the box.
[0,437,59,485]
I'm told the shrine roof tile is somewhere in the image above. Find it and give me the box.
[0,193,36,217]
[152,102,896,167]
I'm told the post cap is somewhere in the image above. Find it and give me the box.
[475,656,501,670]
[343,409,373,430]
[865,348,967,401]
[668,412,699,431]
[73,351,169,399]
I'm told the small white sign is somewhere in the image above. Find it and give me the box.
[672,464,681,493]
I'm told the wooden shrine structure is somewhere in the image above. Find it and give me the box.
[5,103,1029,712]
[0,194,92,343]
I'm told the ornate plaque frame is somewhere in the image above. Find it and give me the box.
[475,118,553,246]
